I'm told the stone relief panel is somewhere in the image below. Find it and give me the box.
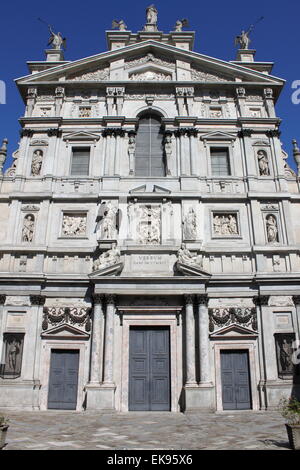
[62,213,87,237]
[137,204,161,245]
[191,66,232,82]
[212,213,239,237]
[208,307,257,333]
[42,305,91,333]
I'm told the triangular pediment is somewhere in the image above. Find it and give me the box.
[41,323,90,339]
[130,183,171,194]
[201,131,237,141]
[63,131,100,141]
[16,40,284,86]
[210,324,258,338]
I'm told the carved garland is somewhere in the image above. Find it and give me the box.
[208,307,257,332]
[42,306,92,332]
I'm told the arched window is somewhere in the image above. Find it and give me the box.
[135,113,165,177]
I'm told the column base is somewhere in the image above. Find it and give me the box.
[184,383,215,412]
[85,383,116,411]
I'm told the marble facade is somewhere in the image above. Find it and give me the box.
[0,10,299,412]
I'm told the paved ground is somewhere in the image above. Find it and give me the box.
[0,409,291,451]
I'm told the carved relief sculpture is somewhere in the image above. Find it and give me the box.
[62,214,86,237]
[177,243,203,269]
[128,134,136,175]
[213,214,238,236]
[22,214,35,242]
[31,149,43,176]
[183,207,197,240]
[93,243,121,271]
[257,150,270,176]
[266,214,279,243]
[137,205,161,245]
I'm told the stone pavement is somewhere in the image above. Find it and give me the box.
[0,409,291,451]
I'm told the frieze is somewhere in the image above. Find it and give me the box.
[129,71,172,81]
[208,307,257,332]
[191,67,231,82]
[67,67,110,81]
[42,306,92,332]
[125,53,175,70]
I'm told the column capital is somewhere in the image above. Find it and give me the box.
[184,294,194,305]
[93,294,105,304]
[106,294,117,306]
[30,295,46,306]
[196,294,208,306]
[253,295,269,306]
[293,296,300,306]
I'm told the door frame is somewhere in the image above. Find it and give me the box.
[214,342,260,411]
[40,341,87,411]
[120,315,181,412]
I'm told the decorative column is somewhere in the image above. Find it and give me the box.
[86,293,116,411]
[30,295,45,409]
[103,294,116,385]
[89,294,105,384]
[253,295,270,410]
[194,294,214,410]
[197,295,212,385]
[185,294,196,385]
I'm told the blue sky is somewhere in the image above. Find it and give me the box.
[0,0,299,170]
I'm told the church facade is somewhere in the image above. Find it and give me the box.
[0,8,300,413]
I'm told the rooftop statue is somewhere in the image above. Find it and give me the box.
[235,16,264,50]
[48,26,66,50]
[174,19,189,32]
[112,20,127,31]
[146,5,158,25]
[38,18,66,50]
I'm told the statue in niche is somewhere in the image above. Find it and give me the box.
[183,207,197,240]
[164,134,172,176]
[8,339,20,370]
[177,244,202,268]
[97,201,119,240]
[146,5,158,24]
[22,214,35,242]
[93,243,120,271]
[266,214,278,243]
[31,149,43,176]
[128,134,136,175]
[174,19,189,32]
[112,19,127,30]
[257,150,270,176]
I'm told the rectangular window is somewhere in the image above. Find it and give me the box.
[70,147,90,176]
[0,333,25,379]
[210,147,230,176]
